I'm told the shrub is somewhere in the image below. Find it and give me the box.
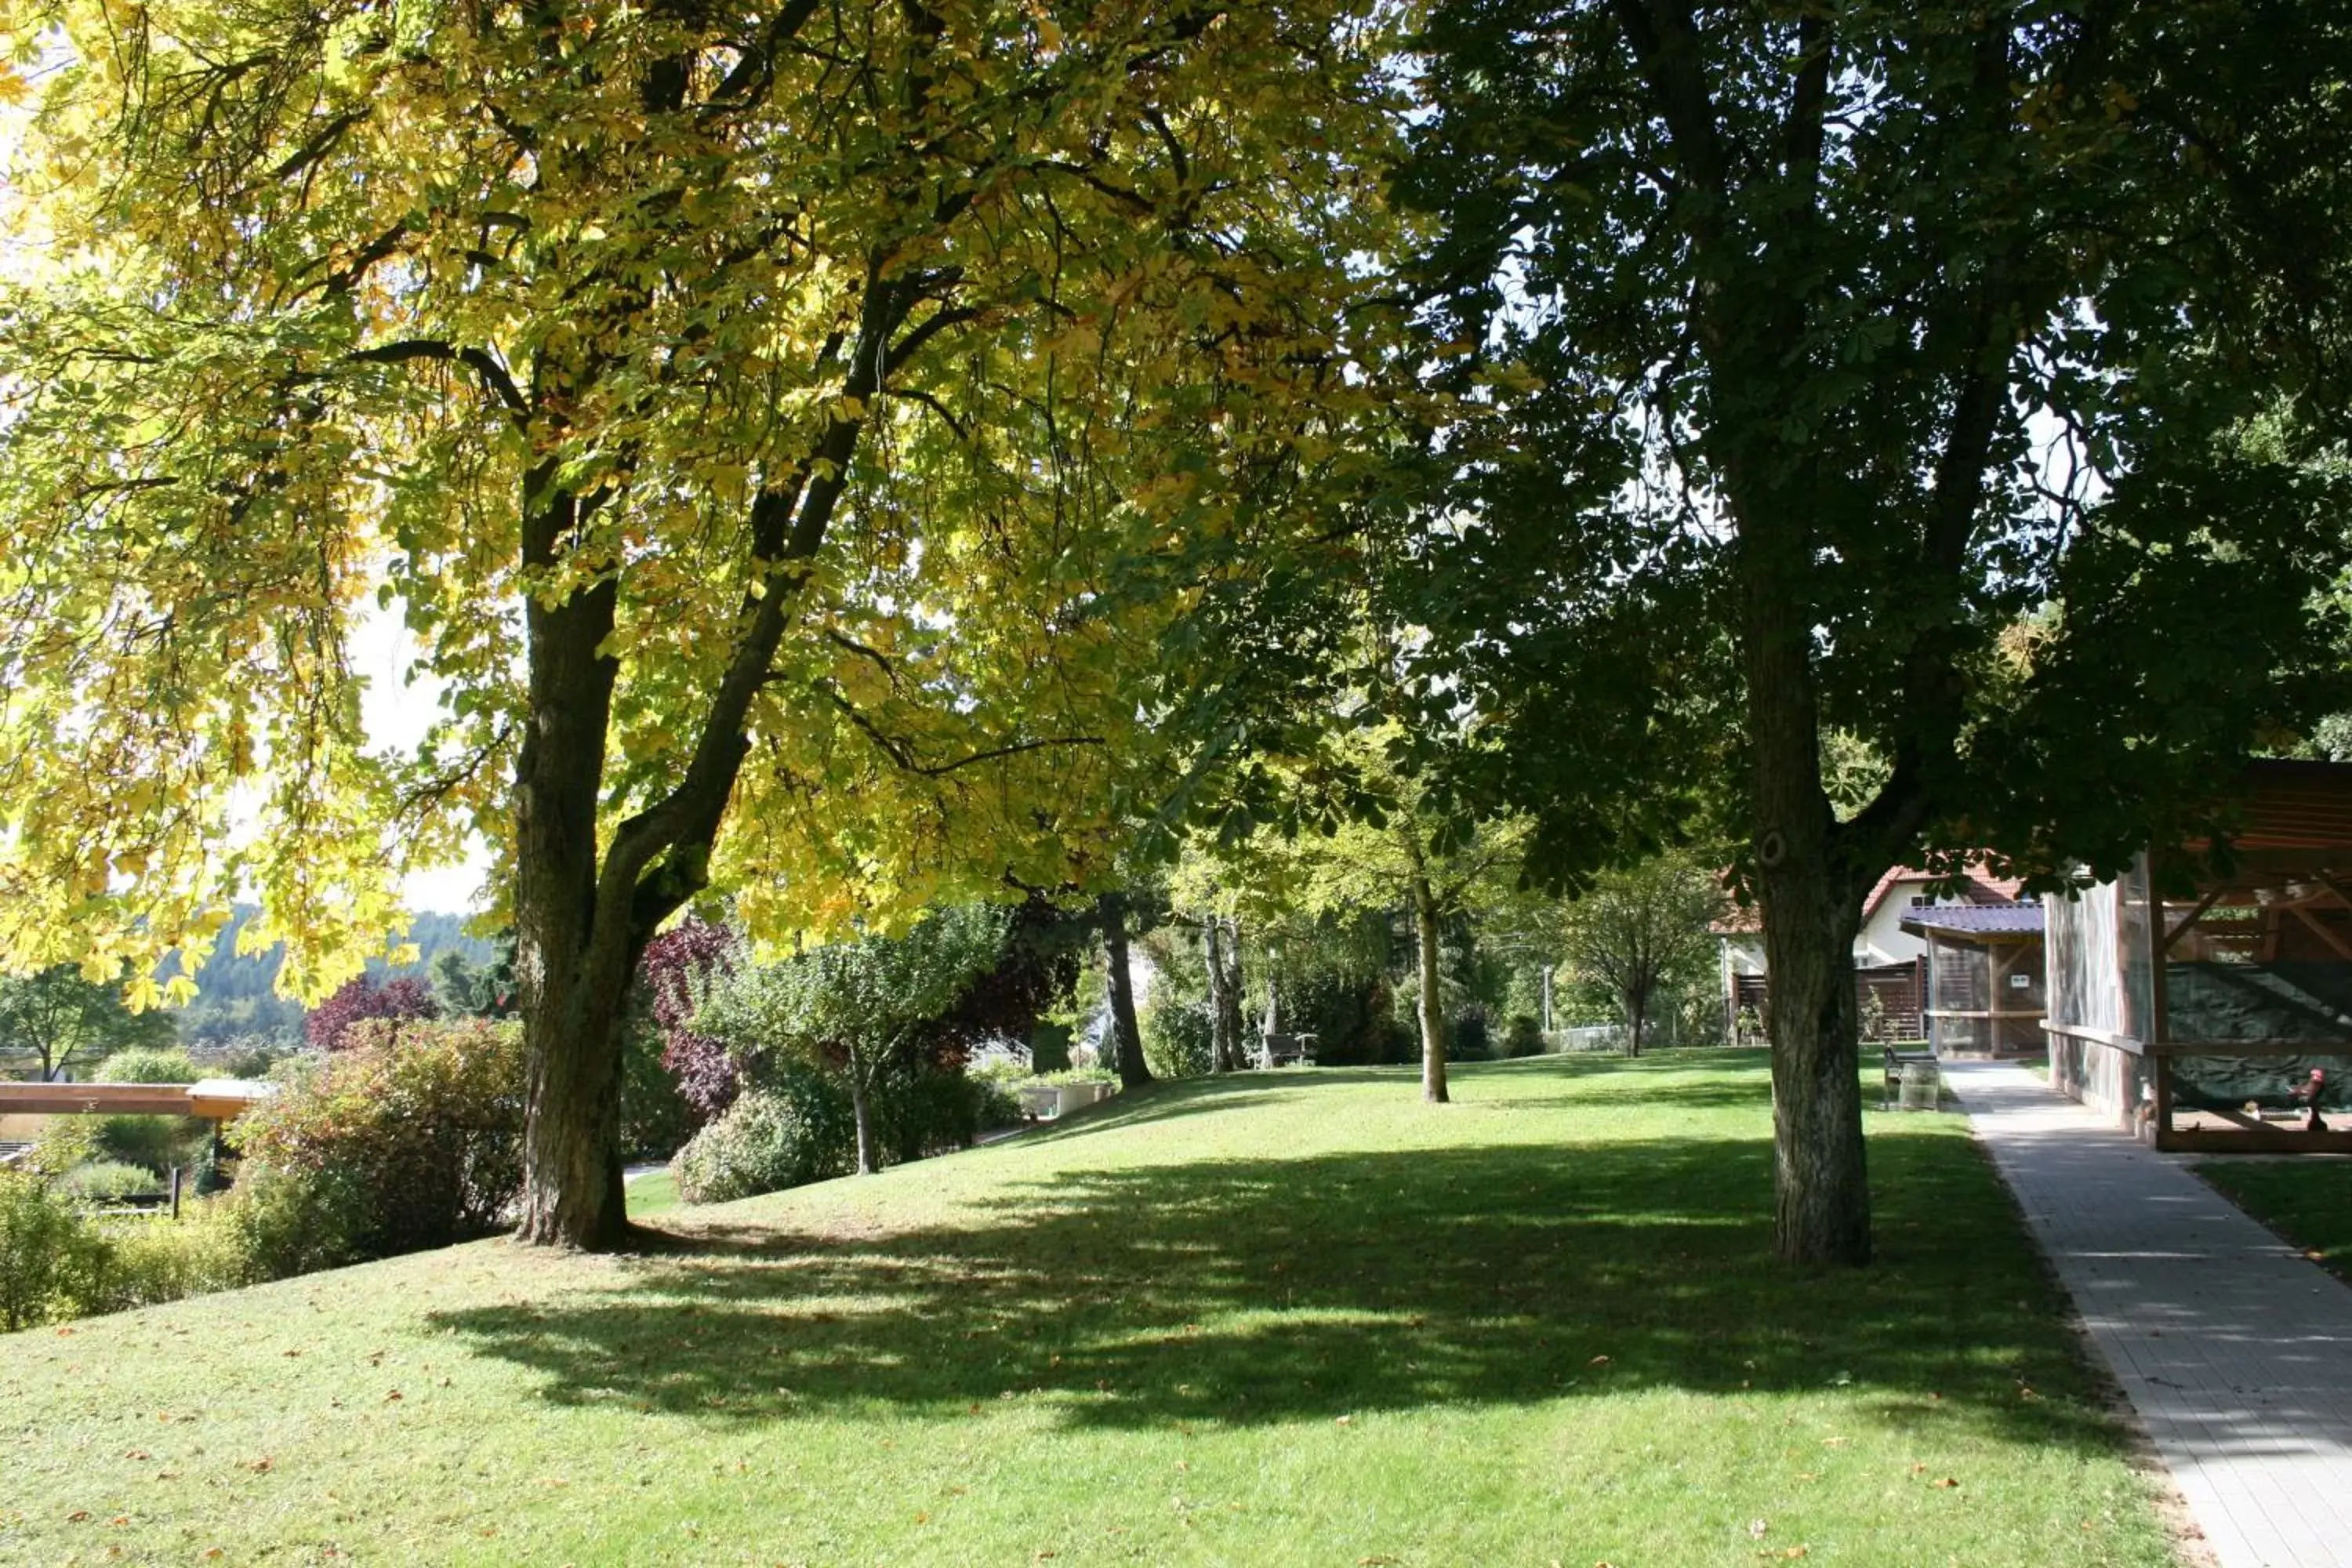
[232,1017,524,1259]
[1503,1014,1544,1058]
[1141,993,1213,1079]
[96,1046,201,1083]
[873,1065,993,1163]
[93,1113,211,1178]
[56,1160,160,1205]
[1450,1009,1491,1062]
[80,1203,252,1313]
[304,975,441,1052]
[619,1007,700,1160]
[673,1067,855,1204]
[0,1167,104,1330]
[971,1073,1025,1131]
[641,920,744,1123]
[211,1164,365,1281]
[0,1139,361,1330]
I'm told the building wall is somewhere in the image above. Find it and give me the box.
[1857,897,1931,966]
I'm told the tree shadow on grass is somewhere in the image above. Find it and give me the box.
[432,1127,2122,1461]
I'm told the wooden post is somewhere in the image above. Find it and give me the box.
[2147,852,2171,1145]
[169,1165,182,1221]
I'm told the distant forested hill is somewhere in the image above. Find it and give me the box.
[173,908,496,1047]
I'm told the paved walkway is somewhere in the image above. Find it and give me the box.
[1944,1062,2352,1568]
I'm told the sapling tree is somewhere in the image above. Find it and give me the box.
[698,906,1009,1175]
[0,967,175,1082]
[1553,855,1726,1057]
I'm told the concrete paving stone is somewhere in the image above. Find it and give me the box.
[1946,1062,2352,1568]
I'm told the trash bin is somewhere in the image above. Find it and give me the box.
[1898,1059,1940,1112]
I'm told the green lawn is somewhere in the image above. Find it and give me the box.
[2195,1157,2352,1284]
[0,1053,2175,1566]
[626,1167,680,1219]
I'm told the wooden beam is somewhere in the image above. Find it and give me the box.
[0,1080,275,1120]
[2161,886,2227,952]
[2287,900,2352,963]
[2043,1021,2147,1055]
[0,1083,197,1116]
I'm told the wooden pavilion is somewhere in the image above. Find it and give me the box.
[1898,902,2045,1057]
[2044,760,2352,1152]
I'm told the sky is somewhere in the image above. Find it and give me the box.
[348,604,495,916]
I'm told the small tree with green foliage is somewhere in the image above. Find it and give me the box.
[699,908,1010,1176]
[1555,857,1727,1058]
[0,966,174,1082]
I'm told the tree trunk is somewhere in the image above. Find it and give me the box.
[1740,538,1873,1265]
[1759,860,1870,1265]
[1627,1001,1645,1058]
[1215,919,1248,1072]
[512,477,636,1250]
[1411,873,1449,1104]
[848,1050,877,1176]
[1098,891,1152,1088]
[1261,971,1279,1067]
[1203,916,1233,1073]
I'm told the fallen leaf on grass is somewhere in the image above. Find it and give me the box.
[1588,1354,1610,1366]
[1748,1519,1769,1537]
[123,1450,149,1461]
[66,1511,90,1523]
[1357,1557,1399,1566]
[1932,1477,1961,1489]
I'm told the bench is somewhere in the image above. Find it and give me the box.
[1259,1033,1316,1068]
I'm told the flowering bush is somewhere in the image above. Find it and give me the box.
[304,975,441,1052]
[234,1017,524,1258]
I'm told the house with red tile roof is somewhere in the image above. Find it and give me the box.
[1717,862,2029,1044]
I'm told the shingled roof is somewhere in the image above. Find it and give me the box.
[1897,902,2045,938]
[1715,860,2025,935]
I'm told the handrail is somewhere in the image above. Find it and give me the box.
[2041,1022,2146,1057]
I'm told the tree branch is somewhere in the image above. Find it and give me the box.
[817,681,1104,777]
[348,338,530,420]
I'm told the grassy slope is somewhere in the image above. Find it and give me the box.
[0,1053,2172,1567]
[2194,1158,2352,1285]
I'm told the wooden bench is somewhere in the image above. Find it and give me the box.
[1259,1033,1315,1068]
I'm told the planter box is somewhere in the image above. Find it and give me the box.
[1054,1081,1115,1116]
